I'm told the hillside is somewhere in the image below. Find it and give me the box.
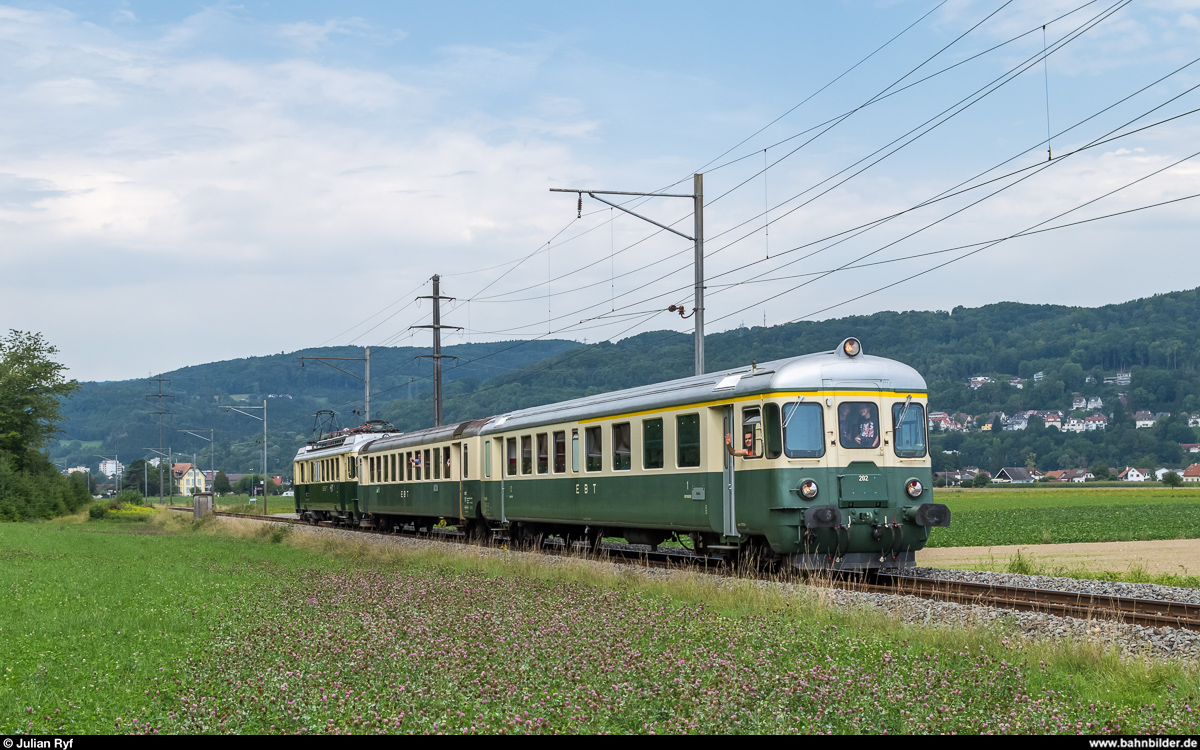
[52,287,1200,476]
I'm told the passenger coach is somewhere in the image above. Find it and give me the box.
[294,338,949,570]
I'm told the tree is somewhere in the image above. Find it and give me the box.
[0,331,78,469]
[972,472,991,488]
[1163,471,1184,487]
[213,471,232,494]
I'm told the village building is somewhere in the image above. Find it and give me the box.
[1117,467,1151,482]
[1134,411,1156,429]
[993,467,1036,484]
[172,463,206,494]
[1183,464,1200,483]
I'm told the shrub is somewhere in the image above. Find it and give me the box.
[88,504,108,520]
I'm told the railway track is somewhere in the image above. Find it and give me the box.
[173,507,1200,632]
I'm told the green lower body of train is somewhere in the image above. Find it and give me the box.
[295,461,947,570]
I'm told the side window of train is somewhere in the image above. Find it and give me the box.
[485,441,492,478]
[537,433,549,474]
[741,407,762,459]
[838,402,880,449]
[677,413,701,468]
[892,401,927,458]
[643,418,664,470]
[764,403,783,459]
[444,446,451,478]
[434,447,441,480]
[424,449,432,480]
[521,436,533,475]
[585,426,602,472]
[571,429,579,473]
[612,422,632,471]
[553,431,566,473]
[782,402,825,458]
[507,438,517,476]
[462,444,469,479]
[406,451,413,481]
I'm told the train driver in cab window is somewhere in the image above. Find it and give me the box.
[839,402,880,449]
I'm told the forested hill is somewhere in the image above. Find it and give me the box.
[53,287,1200,475]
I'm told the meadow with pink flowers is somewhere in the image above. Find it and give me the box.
[2,513,1198,735]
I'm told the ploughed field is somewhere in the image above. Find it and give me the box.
[927,487,1200,548]
[2,513,1199,735]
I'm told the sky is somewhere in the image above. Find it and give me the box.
[2,0,1198,382]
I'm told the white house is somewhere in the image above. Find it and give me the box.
[1118,467,1150,482]
[1087,397,1104,410]
[1135,411,1156,429]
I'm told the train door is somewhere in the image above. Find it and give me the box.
[721,405,737,538]
[452,441,463,520]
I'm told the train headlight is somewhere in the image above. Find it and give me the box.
[905,478,924,499]
[799,479,819,499]
[842,338,861,357]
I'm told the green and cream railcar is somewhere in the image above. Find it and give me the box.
[293,428,398,523]
[352,338,947,570]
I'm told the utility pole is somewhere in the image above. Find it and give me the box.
[145,375,173,506]
[551,173,706,375]
[412,275,461,427]
[297,347,371,424]
[218,402,267,515]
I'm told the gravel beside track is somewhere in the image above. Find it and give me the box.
[215,516,1200,663]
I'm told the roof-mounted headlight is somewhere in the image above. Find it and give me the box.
[841,338,861,357]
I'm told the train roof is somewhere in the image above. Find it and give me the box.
[294,429,400,460]
[355,341,926,453]
[476,344,926,434]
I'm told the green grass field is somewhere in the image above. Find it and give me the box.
[2,512,1199,734]
[927,486,1200,548]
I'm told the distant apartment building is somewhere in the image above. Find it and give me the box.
[98,459,124,479]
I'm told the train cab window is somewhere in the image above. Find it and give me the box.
[463,444,469,479]
[571,430,579,473]
[521,436,533,475]
[892,402,927,458]
[643,418,663,470]
[536,433,549,474]
[838,402,880,449]
[585,426,602,472]
[677,413,700,468]
[507,438,517,476]
[424,449,432,480]
[300,464,305,483]
[740,407,762,459]
[612,423,632,471]
[348,457,356,480]
[783,402,825,458]
[553,431,566,473]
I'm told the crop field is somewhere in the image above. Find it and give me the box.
[2,513,1199,735]
[927,487,1200,548]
